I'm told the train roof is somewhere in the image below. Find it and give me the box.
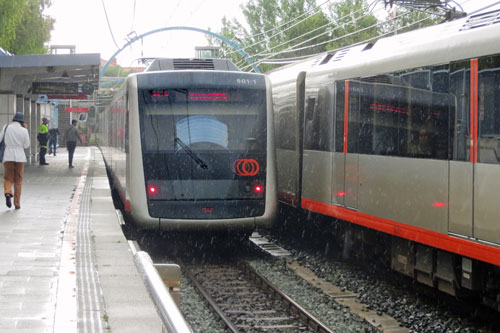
[145,58,240,72]
[269,9,500,83]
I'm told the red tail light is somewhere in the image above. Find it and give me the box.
[148,185,158,194]
[254,185,263,193]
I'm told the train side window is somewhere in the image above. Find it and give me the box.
[450,61,470,162]
[304,87,332,152]
[401,66,450,160]
[334,82,345,152]
[276,105,296,150]
[304,96,323,151]
[478,54,500,164]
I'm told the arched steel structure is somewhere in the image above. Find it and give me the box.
[100,26,259,77]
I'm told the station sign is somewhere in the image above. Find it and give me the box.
[32,82,79,94]
[66,107,88,113]
[47,93,87,100]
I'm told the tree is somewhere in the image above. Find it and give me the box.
[103,65,136,77]
[213,0,331,72]
[212,0,442,72]
[0,0,54,54]
[0,0,26,50]
[326,0,380,50]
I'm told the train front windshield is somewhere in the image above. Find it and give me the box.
[138,84,268,219]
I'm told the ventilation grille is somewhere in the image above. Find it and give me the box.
[460,9,500,31]
[172,58,215,70]
[332,48,350,62]
[361,75,392,84]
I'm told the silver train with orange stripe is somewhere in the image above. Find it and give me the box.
[97,58,277,233]
[270,10,500,309]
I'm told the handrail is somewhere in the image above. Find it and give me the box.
[133,251,192,333]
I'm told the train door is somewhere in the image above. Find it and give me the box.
[449,60,473,238]
[301,81,334,205]
[449,56,500,246]
[344,80,359,210]
[473,55,500,245]
[332,81,346,207]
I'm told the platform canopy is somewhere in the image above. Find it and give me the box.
[0,53,100,98]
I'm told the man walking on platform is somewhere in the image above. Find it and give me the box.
[65,119,81,168]
[37,117,49,165]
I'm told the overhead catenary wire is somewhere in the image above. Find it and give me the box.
[260,7,404,58]
[468,0,500,15]
[227,0,332,55]
[251,4,384,59]
[243,0,332,41]
[235,0,479,71]
[101,0,120,49]
[131,0,137,32]
[240,3,394,68]
[240,9,421,70]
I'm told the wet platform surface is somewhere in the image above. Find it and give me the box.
[0,147,162,332]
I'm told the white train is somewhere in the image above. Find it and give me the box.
[270,10,500,309]
[97,58,277,234]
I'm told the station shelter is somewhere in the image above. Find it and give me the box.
[0,52,100,168]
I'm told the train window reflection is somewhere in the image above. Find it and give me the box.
[478,55,500,164]
[139,88,266,153]
[175,116,228,149]
[344,66,451,160]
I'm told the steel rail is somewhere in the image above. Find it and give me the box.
[238,261,335,333]
[182,266,240,333]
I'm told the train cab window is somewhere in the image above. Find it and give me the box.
[139,88,267,154]
[478,55,500,164]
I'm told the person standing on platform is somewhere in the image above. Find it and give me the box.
[48,126,59,155]
[37,117,49,165]
[1,112,30,209]
[65,119,81,168]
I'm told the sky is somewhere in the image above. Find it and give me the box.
[46,0,248,67]
[45,0,500,68]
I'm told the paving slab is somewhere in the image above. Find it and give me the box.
[0,147,163,332]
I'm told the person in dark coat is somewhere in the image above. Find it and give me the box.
[65,119,82,168]
[48,127,59,155]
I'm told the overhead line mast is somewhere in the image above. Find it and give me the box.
[382,0,466,21]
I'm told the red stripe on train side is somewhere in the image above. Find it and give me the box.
[301,197,500,266]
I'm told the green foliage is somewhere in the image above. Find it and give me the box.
[213,0,442,73]
[0,0,54,54]
[214,0,331,72]
[103,65,136,77]
[326,0,379,50]
[0,0,26,50]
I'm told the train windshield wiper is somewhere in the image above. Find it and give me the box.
[175,137,208,169]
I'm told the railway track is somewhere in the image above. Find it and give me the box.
[183,261,334,333]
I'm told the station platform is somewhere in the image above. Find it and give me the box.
[0,147,163,332]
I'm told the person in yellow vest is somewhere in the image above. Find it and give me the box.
[37,117,49,166]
